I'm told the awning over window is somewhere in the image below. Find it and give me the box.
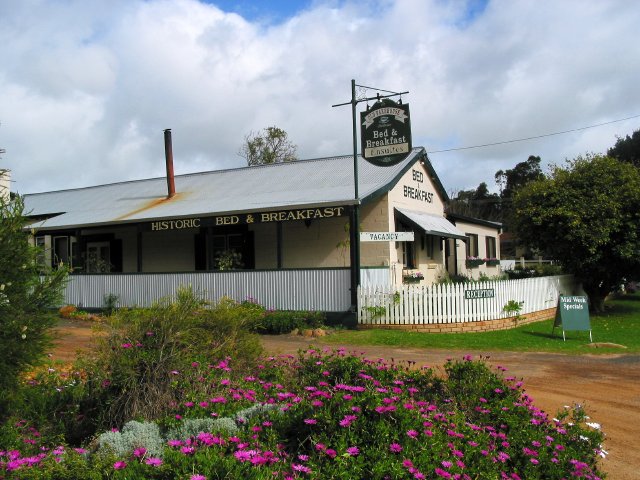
[395,208,467,241]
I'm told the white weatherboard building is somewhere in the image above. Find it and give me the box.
[20,144,501,311]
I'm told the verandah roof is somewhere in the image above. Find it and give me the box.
[395,207,468,241]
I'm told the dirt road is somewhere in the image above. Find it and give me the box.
[51,320,640,479]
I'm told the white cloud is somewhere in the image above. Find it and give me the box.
[0,0,638,195]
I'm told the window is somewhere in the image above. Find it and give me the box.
[485,236,497,259]
[396,222,415,269]
[402,239,416,268]
[212,234,245,270]
[424,234,435,260]
[466,233,479,258]
[35,236,47,268]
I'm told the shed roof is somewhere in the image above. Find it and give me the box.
[25,148,439,231]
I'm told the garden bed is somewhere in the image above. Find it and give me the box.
[42,319,640,479]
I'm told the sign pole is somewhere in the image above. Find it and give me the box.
[350,79,361,311]
[332,80,410,312]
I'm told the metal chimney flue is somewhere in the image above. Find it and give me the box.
[163,129,176,198]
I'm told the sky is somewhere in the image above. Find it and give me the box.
[1,0,639,196]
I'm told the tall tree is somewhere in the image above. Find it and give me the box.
[495,155,544,232]
[0,189,68,414]
[447,182,501,221]
[607,128,640,168]
[495,155,544,201]
[239,126,297,166]
[512,154,640,312]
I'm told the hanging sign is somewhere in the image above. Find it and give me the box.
[360,231,414,242]
[360,99,412,166]
[552,295,592,342]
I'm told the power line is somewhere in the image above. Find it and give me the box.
[428,114,640,154]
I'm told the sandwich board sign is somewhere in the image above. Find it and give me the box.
[552,295,592,342]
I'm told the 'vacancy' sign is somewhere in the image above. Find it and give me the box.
[360,232,414,242]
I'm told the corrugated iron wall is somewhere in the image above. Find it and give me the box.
[61,268,390,312]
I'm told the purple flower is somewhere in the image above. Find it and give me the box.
[292,463,312,474]
[113,461,127,470]
[145,457,163,466]
[435,467,452,478]
[191,475,207,480]
[304,418,317,425]
[234,450,253,462]
[390,443,403,453]
[133,447,146,458]
[406,429,419,439]
[339,415,357,428]
[346,446,360,456]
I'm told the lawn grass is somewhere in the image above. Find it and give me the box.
[324,292,640,354]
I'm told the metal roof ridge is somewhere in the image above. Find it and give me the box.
[24,147,425,197]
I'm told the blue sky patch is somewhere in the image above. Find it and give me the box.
[202,0,314,22]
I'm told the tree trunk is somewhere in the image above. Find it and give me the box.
[582,281,609,313]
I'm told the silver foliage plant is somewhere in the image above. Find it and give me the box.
[96,403,280,458]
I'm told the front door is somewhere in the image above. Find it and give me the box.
[86,241,111,273]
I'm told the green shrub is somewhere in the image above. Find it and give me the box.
[0,194,68,416]
[253,310,326,334]
[10,364,92,445]
[437,272,508,284]
[506,263,563,279]
[79,287,263,430]
[102,293,119,316]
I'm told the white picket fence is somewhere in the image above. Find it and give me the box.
[358,275,579,325]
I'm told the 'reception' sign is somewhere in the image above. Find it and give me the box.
[360,99,412,167]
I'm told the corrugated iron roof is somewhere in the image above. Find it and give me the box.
[24,148,429,231]
[395,208,468,241]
